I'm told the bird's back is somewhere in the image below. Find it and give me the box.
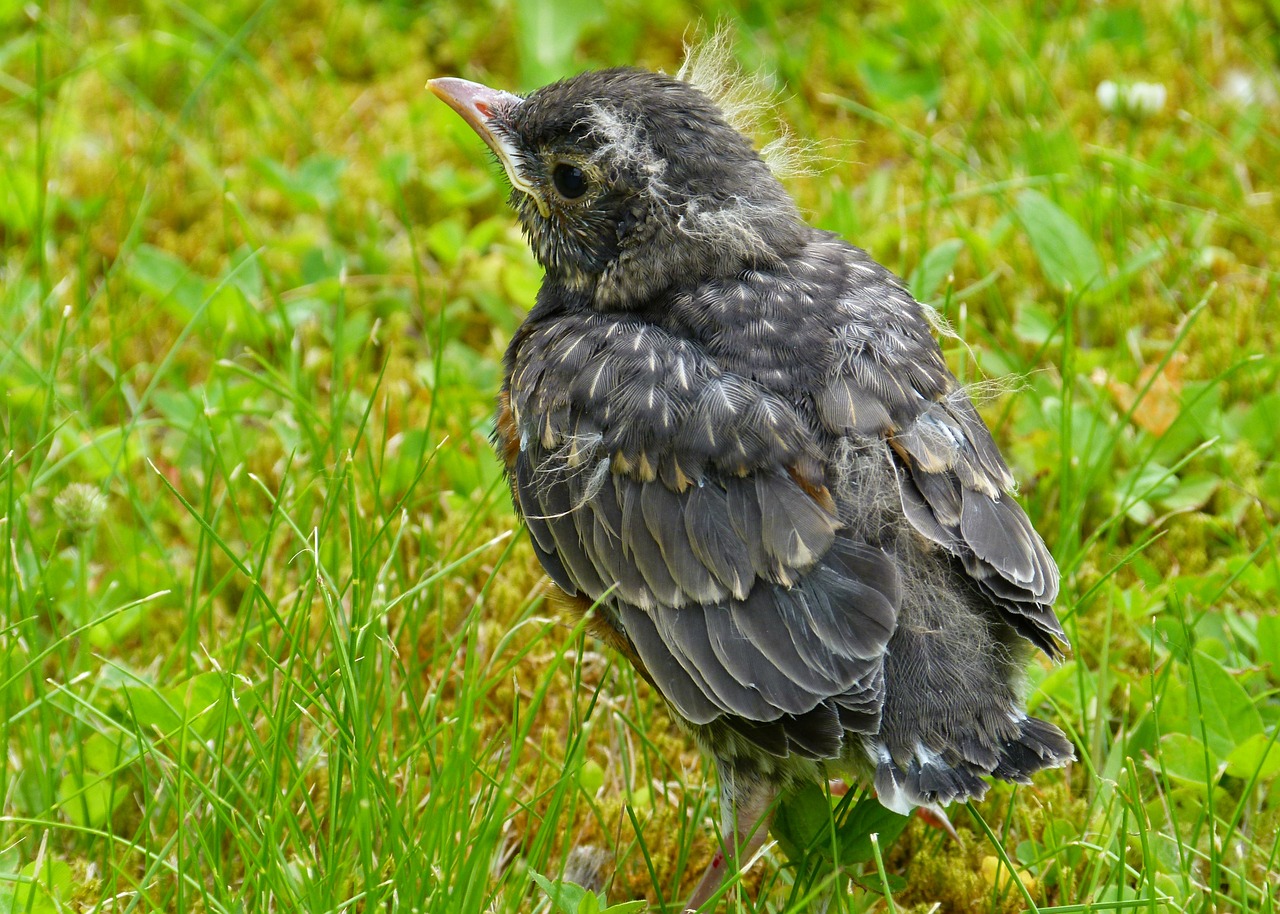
[499,225,1073,813]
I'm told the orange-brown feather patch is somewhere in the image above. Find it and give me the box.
[553,590,655,686]
[788,464,837,516]
[495,389,520,469]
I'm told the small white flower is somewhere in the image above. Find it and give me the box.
[1223,70,1258,106]
[1222,69,1277,108]
[1096,80,1119,112]
[1128,82,1167,116]
[1097,80,1167,118]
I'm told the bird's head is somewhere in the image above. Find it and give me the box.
[429,67,806,309]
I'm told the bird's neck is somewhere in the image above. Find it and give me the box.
[579,215,811,313]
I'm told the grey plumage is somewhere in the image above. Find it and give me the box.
[430,62,1074,908]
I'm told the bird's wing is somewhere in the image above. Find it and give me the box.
[500,311,900,755]
[814,253,1066,654]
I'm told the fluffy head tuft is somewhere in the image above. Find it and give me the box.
[675,26,768,141]
[676,26,822,180]
[582,100,667,184]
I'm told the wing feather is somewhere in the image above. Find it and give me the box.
[535,464,609,598]
[723,475,773,581]
[616,603,722,724]
[700,606,827,716]
[651,601,779,719]
[640,480,728,604]
[683,484,755,599]
[754,473,838,570]
[818,273,1065,655]
[514,458,576,594]
[585,476,652,605]
[894,407,1066,653]
[515,440,899,752]
[619,482,685,606]
[728,587,847,695]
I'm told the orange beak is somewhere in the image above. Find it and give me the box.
[428,77,547,215]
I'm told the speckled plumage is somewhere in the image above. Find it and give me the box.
[431,62,1074,910]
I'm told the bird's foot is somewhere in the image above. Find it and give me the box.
[913,804,959,840]
[684,849,727,913]
[684,773,777,912]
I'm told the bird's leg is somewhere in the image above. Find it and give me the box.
[685,766,778,912]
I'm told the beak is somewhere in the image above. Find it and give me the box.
[428,77,548,215]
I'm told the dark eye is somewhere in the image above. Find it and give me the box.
[552,162,588,200]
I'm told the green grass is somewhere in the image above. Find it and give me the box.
[2,1,1278,912]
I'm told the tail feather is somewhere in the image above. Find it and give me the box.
[992,715,1076,783]
[870,715,1074,815]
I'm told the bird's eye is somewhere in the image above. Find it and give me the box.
[552,163,589,200]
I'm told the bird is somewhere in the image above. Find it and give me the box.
[430,47,1075,912]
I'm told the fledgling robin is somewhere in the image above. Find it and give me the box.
[431,47,1074,911]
